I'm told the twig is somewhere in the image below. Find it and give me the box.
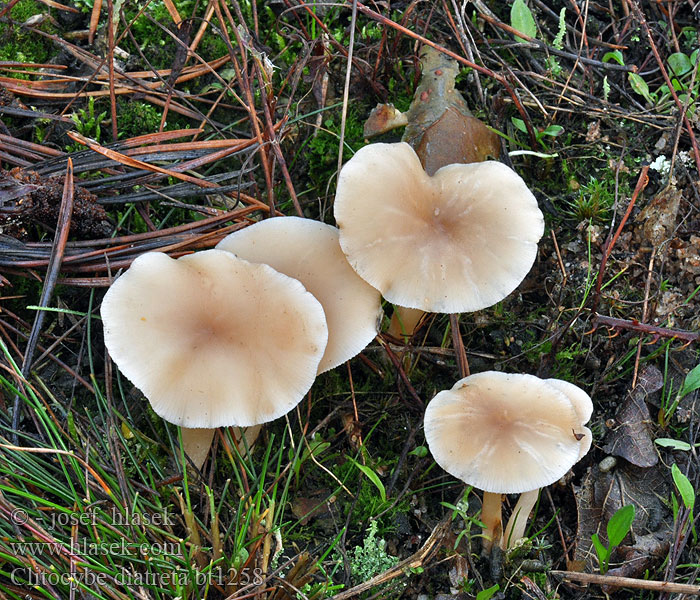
[376,335,424,410]
[450,314,469,378]
[591,315,699,344]
[550,230,567,286]
[66,131,269,210]
[107,0,118,142]
[477,13,634,72]
[337,0,358,180]
[550,570,700,593]
[12,159,75,442]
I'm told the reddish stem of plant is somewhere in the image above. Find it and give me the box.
[592,315,699,345]
[591,165,649,314]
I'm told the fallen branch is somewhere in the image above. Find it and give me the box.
[551,570,700,594]
[592,315,699,345]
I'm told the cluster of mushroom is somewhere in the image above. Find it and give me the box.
[332,142,592,552]
[101,217,382,467]
[101,137,593,553]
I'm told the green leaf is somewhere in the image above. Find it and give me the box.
[511,117,528,133]
[678,363,700,400]
[607,504,635,547]
[476,584,500,600]
[350,459,387,503]
[590,533,608,569]
[628,73,653,103]
[510,0,537,42]
[602,50,625,66]
[655,438,692,451]
[542,124,564,137]
[672,464,696,510]
[408,445,428,458]
[668,52,692,76]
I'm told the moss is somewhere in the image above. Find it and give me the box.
[303,104,366,190]
[0,0,57,75]
[116,99,164,138]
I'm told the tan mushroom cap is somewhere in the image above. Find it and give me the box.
[424,372,592,494]
[217,217,382,373]
[101,250,328,428]
[334,142,544,313]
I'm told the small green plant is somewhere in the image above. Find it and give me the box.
[441,487,483,549]
[289,432,331,486]
[627,47,699,115]
[591,504,636,574]
[510,0,537,42]
[567,176,615,221]
[69,96,107,149]
[0,0,56,73]
[512,117,564,150]
[545,8,566,75]
[659,362,700,425]
[671,463,696,544]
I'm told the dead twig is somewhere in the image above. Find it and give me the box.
[551,570,700,594]
[337,0,358,180]
[591,315,699,345]
[12,159,75,442]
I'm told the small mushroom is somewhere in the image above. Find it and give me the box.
[101,250,328,464]
[334,142,544,337]
[217,216,382,373]
[423,371,592,552]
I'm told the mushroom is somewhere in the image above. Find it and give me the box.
[423,371,592,552]
[217,216,382,373]
[333,142,544,338]
[101,249,328,465]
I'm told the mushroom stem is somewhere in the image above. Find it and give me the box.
[481,491,503,553]
[181,425,263,470]
[181,427,216,470]
[502,489,539,549]
[387,306,425,340]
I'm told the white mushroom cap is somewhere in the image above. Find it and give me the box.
[101,249,328,428]
[217,217,382,373]
[424,372,593,494]
[334,142,544,313]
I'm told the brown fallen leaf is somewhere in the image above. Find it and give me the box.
[602,365,663,467]
[363,103,409,137]
[637,184,682,248]
[362,46,500,174]
[411,108,501,176]
[574,461,672,574]
[402,47,500,175]
[290,489,335,526]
